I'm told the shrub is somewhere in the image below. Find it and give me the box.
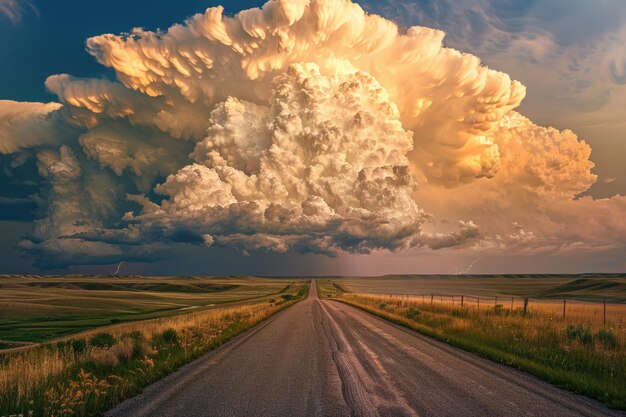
[378,303,387,309]
[161,328,178,343]
[124,330,143,340]
[132,337,156,358]
[567,325,579,339]
[404,307,421,320]
[596,328,618,350]
[71,338,87,354]
[494,304,504,315]
[566,324,593,345]
[580,327,593,345]
[566,324,575,338]
[90,332,116,348]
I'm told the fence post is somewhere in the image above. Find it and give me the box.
[563,299,566,320]
[431,294,433,304]
[604,301,607,326]
[510,297,514,311]
[495,296,498,306]
[461,295,464,307]
[477,297,480,309]
[523,298,528,317]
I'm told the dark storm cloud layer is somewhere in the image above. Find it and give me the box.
[0,0,625,271]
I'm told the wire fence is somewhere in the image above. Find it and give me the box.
[359,292,626,327]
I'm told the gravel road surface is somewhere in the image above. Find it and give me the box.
[107,281,624,417]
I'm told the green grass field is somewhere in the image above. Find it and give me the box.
[0,275,300,345]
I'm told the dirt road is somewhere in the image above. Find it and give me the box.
[107,281,623,417]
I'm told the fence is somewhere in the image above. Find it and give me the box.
[360,292,625,327]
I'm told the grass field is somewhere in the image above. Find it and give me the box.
[317,278,626,410]
[0,280,310,416]
[0,275,299,345]
[332,274,626,302]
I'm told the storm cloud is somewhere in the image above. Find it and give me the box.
[0,0,624,268]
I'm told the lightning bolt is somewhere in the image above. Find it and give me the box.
[455,257,481,275]
[113,261,124,276]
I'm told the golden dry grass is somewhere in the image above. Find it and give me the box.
[360,293,626,328]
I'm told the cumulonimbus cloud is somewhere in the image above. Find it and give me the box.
[0,0,623,267]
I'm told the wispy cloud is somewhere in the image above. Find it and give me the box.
[0,0,38,24]
[362,0,626,129]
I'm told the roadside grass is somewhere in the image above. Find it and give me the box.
[317,281,626,410]
[0,281,309,416]
[0,275,298,344]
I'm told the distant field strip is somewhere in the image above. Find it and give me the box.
[334,275,626,302]
[0,275,296,344]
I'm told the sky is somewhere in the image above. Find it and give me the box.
[0,0,624,275]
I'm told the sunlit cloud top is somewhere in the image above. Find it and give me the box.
[0,0,625,273]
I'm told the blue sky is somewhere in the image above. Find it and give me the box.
[0,1,258,101]
[1,0,625,275]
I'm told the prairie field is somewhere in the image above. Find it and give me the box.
[330,274,626,328]
[318,278,626,409]
[332,274,626,302]
[0,275,298,345]
[0,280,309,416]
